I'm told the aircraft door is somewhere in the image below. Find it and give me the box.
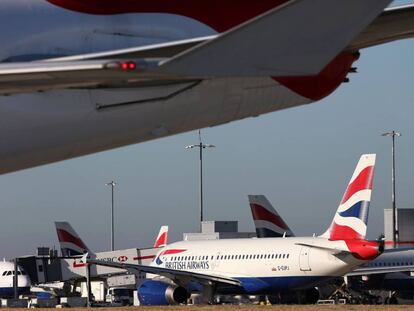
[210,252,221,271]
[299,247,311,271]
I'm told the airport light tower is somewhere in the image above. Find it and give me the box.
[105,180,116,251]
[186,130,215,232]
[382,131,401,248]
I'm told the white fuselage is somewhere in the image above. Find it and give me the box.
[151,237,366,293]
[0,1,312,174]
[0,261,31,297]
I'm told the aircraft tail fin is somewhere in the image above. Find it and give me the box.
[55,222,91,256]
[321,154,376,241]
[248,195,294,237]
[153,225,168,248]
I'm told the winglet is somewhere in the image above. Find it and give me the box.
[160,0,391,77]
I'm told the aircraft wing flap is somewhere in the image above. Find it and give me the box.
[158,0,391,77]
[86,257,241,287]
[349,4,414,50]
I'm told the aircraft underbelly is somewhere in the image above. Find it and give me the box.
[0,77,309,174]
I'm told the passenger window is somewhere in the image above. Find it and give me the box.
[287,254,290,259]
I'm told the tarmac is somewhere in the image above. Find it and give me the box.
[1,305,412,311]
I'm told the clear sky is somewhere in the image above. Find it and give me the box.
[1,1,414,258]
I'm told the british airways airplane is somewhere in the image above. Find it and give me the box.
[86,154,381,305]
[248,194,295,238]
[53,222,169,281]
[55,221,168,258]
[0,260,31,298]
[0,1,412,174]
[249,193,414,303]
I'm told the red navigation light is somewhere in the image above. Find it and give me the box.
[121,62,129,71]
[120,61,136,71]
[128,62,136,70]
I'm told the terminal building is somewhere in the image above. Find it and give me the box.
[384,208,414,248]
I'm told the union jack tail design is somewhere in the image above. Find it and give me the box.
[55,222,90,256]
[321,154,376,241]
[154,225,168,248]
[249,195,294,238]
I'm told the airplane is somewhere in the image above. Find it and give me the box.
[0,260,31,298]
[84,154,381,305]
[346,248,414,303]
[248,195,414,303]
[54,221,168,282]
[0,1,412,174]
[248,194,295,238]
[55,221,168,259]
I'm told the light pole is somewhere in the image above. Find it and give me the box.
[186,130,215,232]
[382,131,401,248]
[105,181,116,251]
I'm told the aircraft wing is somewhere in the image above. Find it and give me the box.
[347,265,414,277]
[0,0,391,95]
[159,0,390,77]
[85,257,241,287]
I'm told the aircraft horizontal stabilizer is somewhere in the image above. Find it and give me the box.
[159,0,391,77]
[295,242,350,255]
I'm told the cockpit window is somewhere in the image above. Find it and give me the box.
[6,271,12,276]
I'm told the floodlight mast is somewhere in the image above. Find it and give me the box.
[382,131,401,248]
[105,181,116,251]
[186,130,215,232]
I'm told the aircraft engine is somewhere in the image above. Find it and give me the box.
[137,280,188,305]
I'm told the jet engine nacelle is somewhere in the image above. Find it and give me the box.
[137,280,188,305]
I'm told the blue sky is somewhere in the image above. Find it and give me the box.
[1,1,414,258]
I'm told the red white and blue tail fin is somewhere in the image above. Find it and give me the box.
[153,225,168,248]
[321,154,376,241]
[248,195,294,238]
[55,222,91,256]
